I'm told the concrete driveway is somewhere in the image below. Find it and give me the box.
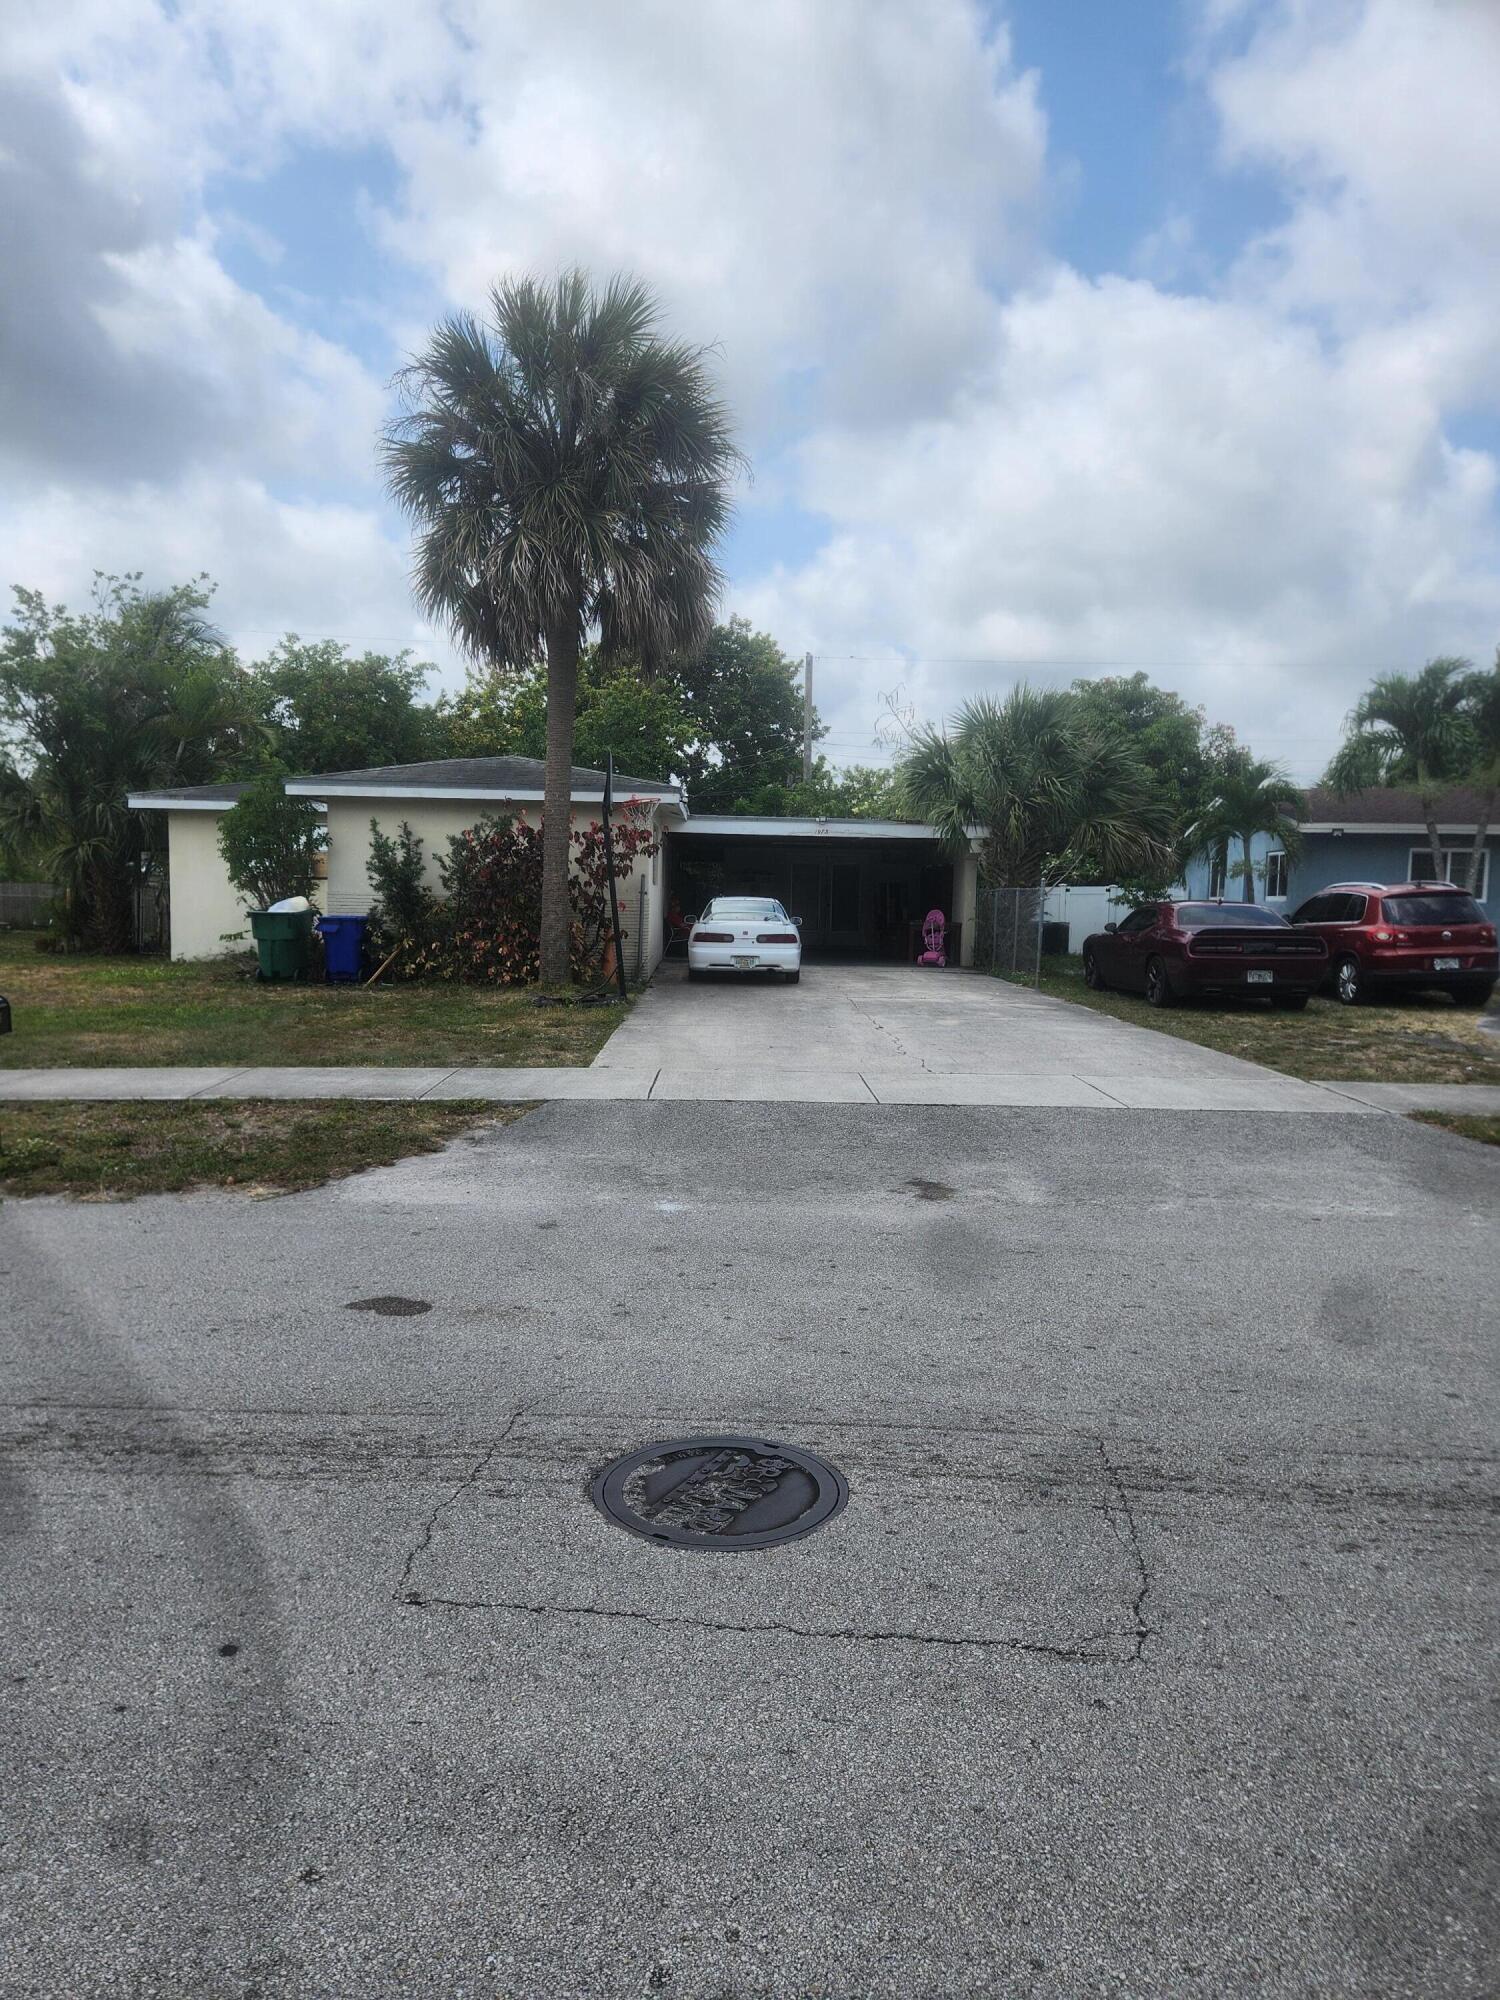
[596,961,1368,1109]
[3,1100,1496,1997]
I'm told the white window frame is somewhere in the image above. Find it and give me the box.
[1263,850,1288,899]
[1407,847,1489,901]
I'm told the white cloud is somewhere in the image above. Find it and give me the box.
[1,0,1497,783]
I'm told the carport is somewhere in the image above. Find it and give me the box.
[666,814,979,964]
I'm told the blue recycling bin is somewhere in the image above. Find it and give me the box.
[316,914,369,984]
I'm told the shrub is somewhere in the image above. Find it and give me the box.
[425,804,659,986]
[218,775,327,910]
[365,819,442,975]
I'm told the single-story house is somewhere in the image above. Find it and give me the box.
[1180,784,1498,918]
[129,756,983,970]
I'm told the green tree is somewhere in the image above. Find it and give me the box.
[1188,749,1304,903]
[1069,674,1218,813]
[0,575,258,949]
[217,772,328,910]
[1461,657,1500,893]
[250,638,442,773]
[1325,658,1480,885]
[896,685,1175,887]
[674,618,820,813]
[437,649,693,781]
[735,759,900,819]
[383,269,740,985]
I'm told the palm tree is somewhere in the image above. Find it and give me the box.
[382,271,740,986]
[1189,751,1304,903]
[1325,658,1478,885]
[896,685,1176,888]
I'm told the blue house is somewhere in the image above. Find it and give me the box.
[1181,784,1498,920]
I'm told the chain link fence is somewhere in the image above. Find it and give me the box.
[972,883,1045,984]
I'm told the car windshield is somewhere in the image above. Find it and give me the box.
[702,898,787,920]
[1383,893,1485,926]
[1175,904,1287,929]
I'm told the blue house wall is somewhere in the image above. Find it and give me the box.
[1183,831,1499,920]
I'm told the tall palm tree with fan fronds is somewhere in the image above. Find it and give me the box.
[382,271,742,986]
[896,685,1176,889]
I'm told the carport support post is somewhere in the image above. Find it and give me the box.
[602,755,628,1000]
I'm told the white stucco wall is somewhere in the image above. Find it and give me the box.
[163,809,327,960]
[327,795,673,977]
[165,811,252,960]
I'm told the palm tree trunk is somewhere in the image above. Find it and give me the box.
[1241,830,1255,901]
[1420,791,1445,884]
[1465,782,1495,899]
[539,620,582,986]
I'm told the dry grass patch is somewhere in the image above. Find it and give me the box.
[0,932,626,1069]
[0,1099,528,1199]
[1409,1112,1500,1150]
[1021,956,1500,1085]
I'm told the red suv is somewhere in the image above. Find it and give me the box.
[1288,881,1497,1006]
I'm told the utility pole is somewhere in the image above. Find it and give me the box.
[802,652,813,784]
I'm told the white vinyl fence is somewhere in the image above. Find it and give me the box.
[1042,884,1135,956]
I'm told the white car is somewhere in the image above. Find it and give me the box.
[687,896,802,982]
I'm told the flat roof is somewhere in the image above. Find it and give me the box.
[674,814,943,841]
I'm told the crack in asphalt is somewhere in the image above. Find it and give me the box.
[1097,1438,1156,1661]
[396,1592,1119,1662]
[393,1404,525,1602]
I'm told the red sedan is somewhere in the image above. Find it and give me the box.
[1083,901,1329,1009]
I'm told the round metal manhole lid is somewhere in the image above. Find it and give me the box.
[590,1435,848,1550]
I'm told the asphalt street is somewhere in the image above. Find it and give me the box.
[2,1102,1497,1997]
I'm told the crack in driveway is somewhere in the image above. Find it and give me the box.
[393,1404,526,1602]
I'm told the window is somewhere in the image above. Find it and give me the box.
[1264,851,1288,899]
[1291,896,1329,923]
[1383,892,1486,926]
[1407,848,1489,900]
[1117,906,1158,934]
[1207,856,1227,898]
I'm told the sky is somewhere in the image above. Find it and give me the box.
[3,0,1498,783]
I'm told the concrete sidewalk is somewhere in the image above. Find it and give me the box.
[3,1061,1499,1112]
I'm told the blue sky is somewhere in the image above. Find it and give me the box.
[3,0,1497,780]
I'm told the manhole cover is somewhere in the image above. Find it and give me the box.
[591,1435,847,1550]
[344,1295,432,1317]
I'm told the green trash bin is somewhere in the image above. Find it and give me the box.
[250,908,315,982]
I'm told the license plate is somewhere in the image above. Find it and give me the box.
[1434,956,1460,971]
[733,954,758,968]
[1246,969,1273,984]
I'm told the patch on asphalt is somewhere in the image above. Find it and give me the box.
[590,1435,848,1549]
[344,1295,433,1317]
[903,1177,957,1201]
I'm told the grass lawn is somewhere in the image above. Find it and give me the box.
[0,932,627,1069]
[0,1099,527,1198]
[1410,1112,1500,1149]
[1019,954,1500,1085]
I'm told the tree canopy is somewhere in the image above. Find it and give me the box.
[0,575,258,948]
[895,684,1176,888]
[672,618,821,812]
[249,639,443,774]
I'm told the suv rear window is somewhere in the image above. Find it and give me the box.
[1175,904,1287,928]
[1382,893,1485,926]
